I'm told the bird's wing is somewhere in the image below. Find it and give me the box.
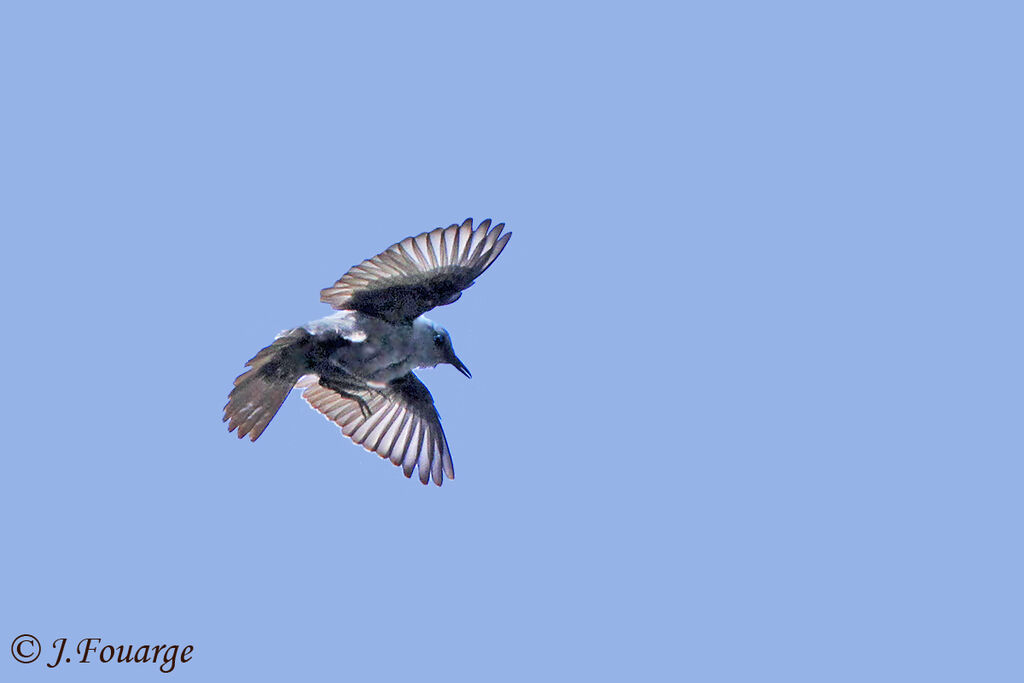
[298,372,455,486]
[320,218,511,323]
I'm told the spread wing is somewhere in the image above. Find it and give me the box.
[297,372,455,486]
[320,218,511,323]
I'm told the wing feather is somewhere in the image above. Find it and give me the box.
[429,431,443,484]
[300,373,454,486]
[320,218,511,323]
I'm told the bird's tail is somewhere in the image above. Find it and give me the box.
[224,328,311,441]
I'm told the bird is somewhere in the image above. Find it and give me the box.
[224,218,511,486]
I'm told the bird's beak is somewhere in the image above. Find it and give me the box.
[447,350,472,379]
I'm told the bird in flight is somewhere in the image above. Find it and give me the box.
[224,218,511,486]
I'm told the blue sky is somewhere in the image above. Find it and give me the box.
[2,2,1021,681]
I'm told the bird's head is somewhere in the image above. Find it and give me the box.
[414,318,471,378]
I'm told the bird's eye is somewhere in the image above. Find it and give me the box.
[433,333,445,347]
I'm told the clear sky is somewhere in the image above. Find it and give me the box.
[2,2,1021,681]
